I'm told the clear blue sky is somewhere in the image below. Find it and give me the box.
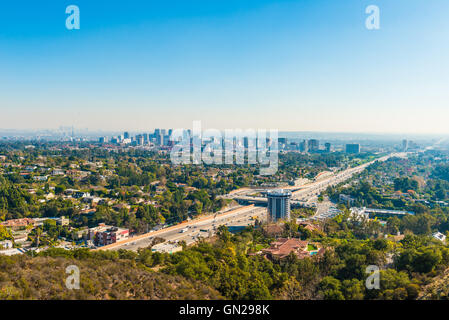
[1,0,448,133]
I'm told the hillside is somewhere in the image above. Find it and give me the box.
[0,254,223,300]
[418,268,449,300]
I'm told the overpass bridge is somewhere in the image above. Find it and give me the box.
[233,195,313,209]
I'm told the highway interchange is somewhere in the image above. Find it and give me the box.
[99,152,406,252]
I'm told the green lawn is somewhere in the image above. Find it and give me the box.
[255,244,269,251]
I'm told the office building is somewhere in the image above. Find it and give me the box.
[402,139,408,152]
[308,139,319,152]
[87,223,129,247]
[289,142,299,151]
[267,190,292,222]
[163,134,170,146]
[324,142,331,153]
[156,133,163,145]
[244,136,249,149]
[154,129,161,142]
[136,134,144,146]
[278,137,287,145]
[124,132,129,139]
[299,140,308,152]
[346,144,361,154]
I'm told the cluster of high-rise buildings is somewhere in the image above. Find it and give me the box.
[278,138,360,154]
[98,131,365,155]
[277,138,329,153]
[99,129,175,147]
[400,139,420,152]
[100,129,278,151]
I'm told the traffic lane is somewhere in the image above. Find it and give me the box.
[97,204,259,251]
[113,208,266,251]
[118,219,256,251]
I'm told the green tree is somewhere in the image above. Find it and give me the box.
[319,276,344,300]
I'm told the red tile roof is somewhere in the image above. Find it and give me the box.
[1,218,34,228]
[262,238,309,259]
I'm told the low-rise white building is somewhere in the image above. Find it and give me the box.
[433,231,446,242]
[33,175,48,181]
[151,242,182,254]
[0,240,13,250]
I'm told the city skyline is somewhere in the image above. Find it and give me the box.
[1,0,449,133]
[1,126,448,140]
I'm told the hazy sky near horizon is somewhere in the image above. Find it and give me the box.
[1,0,449,133]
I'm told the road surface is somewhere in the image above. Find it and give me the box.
[96,205,266,251]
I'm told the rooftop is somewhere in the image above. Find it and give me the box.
[267,189,292,197]
[262,238,309,259]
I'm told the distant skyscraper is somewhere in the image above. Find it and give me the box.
[243,136,249,149]
[300,140,308,152]
[278,137,287,145]
[324,142,331,153]
[156,133,163,146]
[136,134,144,145]
[163,134,170,146]
[346,144,361,154]
[267,190,292,222]
[308,139,319,152]
[265,138,272,148]
[289,142,299,151]
[402,139,408,151]
[124,132,129,139]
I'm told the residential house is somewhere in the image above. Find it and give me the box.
[262,238,323,260]
[1,218,34,230]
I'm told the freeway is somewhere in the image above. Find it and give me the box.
[112,206,267,251]
[232,152,407,204]
[97,152,405,251]
[96,204,266,251]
